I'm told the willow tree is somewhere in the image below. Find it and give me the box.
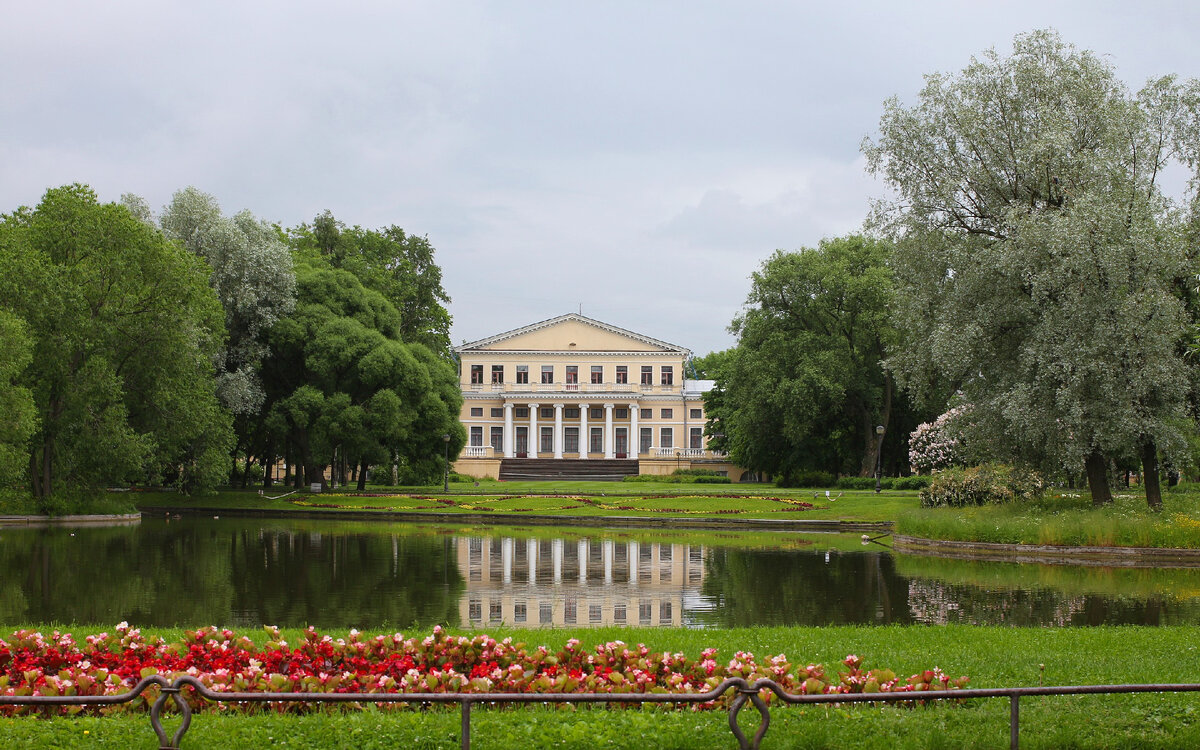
[864,30,1198,508]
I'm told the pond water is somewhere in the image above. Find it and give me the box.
[1,516,1198,629]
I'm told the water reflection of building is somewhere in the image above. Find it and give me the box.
[907,579,1089,626]
[455,537,707,627]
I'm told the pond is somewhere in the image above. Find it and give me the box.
[1,515,1198,629]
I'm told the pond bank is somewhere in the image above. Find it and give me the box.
[0,513,141,527]
[894,533,1200,567]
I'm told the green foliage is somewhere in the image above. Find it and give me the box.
[865,30,1200,501]
[775,469,836,488]
[710,235,912,480]
[919,464,1046,508]
[0,185,233,498]
[835,476,889,490]
[290,211,452,353]
[0,311,37,487]
[891,475,933,491]
[622,471,731,484]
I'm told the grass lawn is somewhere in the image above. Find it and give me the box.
[2,624,1198,749]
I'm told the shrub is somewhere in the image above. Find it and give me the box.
[892,475,933,491]
[777,470,835,488]
[693,475,732,484]
[834,476,895,490]
[920,463,1045,508]
[909,405,970,473]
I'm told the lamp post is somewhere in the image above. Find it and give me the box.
[442,433,450,492]
[874,424,885,494]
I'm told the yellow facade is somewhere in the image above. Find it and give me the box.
[452,314,750,480]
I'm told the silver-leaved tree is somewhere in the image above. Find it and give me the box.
[864,30,1200,509]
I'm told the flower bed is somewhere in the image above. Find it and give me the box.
[0,625,967,716]
[289,494,822,515]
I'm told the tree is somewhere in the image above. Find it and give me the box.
[0,311,37,488]
[864,30,1198,509]
[290,212,452,353]
[0,185,232,498]
[711,235,903,480]
[262,263,463,488]
[157,187,297,417]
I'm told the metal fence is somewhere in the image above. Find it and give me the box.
[2,675,1198,750]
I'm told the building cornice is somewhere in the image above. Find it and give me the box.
[454,313,691,357]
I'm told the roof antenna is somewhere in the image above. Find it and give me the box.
[578,303,582,315]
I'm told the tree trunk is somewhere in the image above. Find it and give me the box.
[29,450,42,498]
[357,458,368,491]
[857,375,894,478]
[1142,439,1162,512]
[1085,449,1112,506]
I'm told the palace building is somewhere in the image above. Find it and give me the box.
[451,313,750,481]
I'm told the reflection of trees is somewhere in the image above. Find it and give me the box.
[0,519,463,629]
[697,549,915,626]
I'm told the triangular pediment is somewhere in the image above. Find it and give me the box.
[456,314,688,354]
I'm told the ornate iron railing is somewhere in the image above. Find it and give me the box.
[2,675,1197,749]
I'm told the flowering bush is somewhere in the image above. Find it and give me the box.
[909,406,970,473]
[0,624,967,716]
[920,463,1046,508]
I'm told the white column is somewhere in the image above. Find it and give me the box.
[503,403,515,458]
[554,403,564,459]
[604,403,615,459]
[629,402,639,457]
[579,402,589,459]
[552,538,563,583]
[501,537,513,584]
[528,402,539,459]
[578,539,588,583]
[602,540,613,584]
[527,539,538,583]
[628,540,639,585]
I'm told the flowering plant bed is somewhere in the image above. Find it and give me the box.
[0,624,967,716]
[288,493,824,515]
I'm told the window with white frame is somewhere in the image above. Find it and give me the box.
[541,365,554,384]
[614,408,627,419]
[565,366,578,384]
[589,407,603,419]
[565,427,579,453]
[640,408,652,419]
[590,365,603,384]
[540,427,554,454]
[590,427,603,454]
[564,407,580,419]
[660,427,673,449]
[616,366,628,384]
[640,366,653,385]
[516,365,529,384]
[491,365,503,383]
[515,407,528,418]
[470,426,483,446]
[690,427,703,449]
[639,427,652,454]
[660,408,672,419]
[690,408,702,419]
[491,426,504,452]
[470,365,483,384]
[470,407,483,417]
[661,366,673,386]
[491,407,503,417]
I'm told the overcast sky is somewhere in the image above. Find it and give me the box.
[4,1,1200,355]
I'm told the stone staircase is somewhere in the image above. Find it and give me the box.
[498,458,639,482]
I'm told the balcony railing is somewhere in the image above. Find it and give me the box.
[461,445,493,458]
[466,382,679,395]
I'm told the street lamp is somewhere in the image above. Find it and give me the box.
[874,425,886,494]
[442,433,450,492]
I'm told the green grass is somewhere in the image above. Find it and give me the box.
[132,486,917,523]
[3,624,1199,748]
[896,487,1200,549]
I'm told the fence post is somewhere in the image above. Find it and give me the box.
[1009,693,1019,750]
[461,698,472,750]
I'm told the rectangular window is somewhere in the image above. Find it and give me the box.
[515,407,528,418]
[491,426,504,452]
[539,602,553,624]
[690,408,702,419]
[590,427,603,454]
[640,366,653,385]
[564,598,577,625]
[661,366,674,386]
[489,599,503,622]
[613,603,626,623]
[640,408,652,420]
[661,408,673,419]
[615,408,627,419]
[539,407,552,419]
[590,407,603,419]
[516,365,529,384]
[468,598,481,622]
[470,426,483,446]
[639,600,652,625]
[541,365,554,384]
[616,366,628,384]
[590,365,603,384]
[470,407,483,417]
[660,601,673,622]
[491,407,503,417]
[565,366,578,384]
[660,427,673,449]
[564,407,580,419]
[514,601,527,623]
[640,427,652,454]
[565,427,579,453]
[540,426,554,453]
[470,365,483,384]
[690,427,703,449]
[589,604,603,624]
[491,365,504,384]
